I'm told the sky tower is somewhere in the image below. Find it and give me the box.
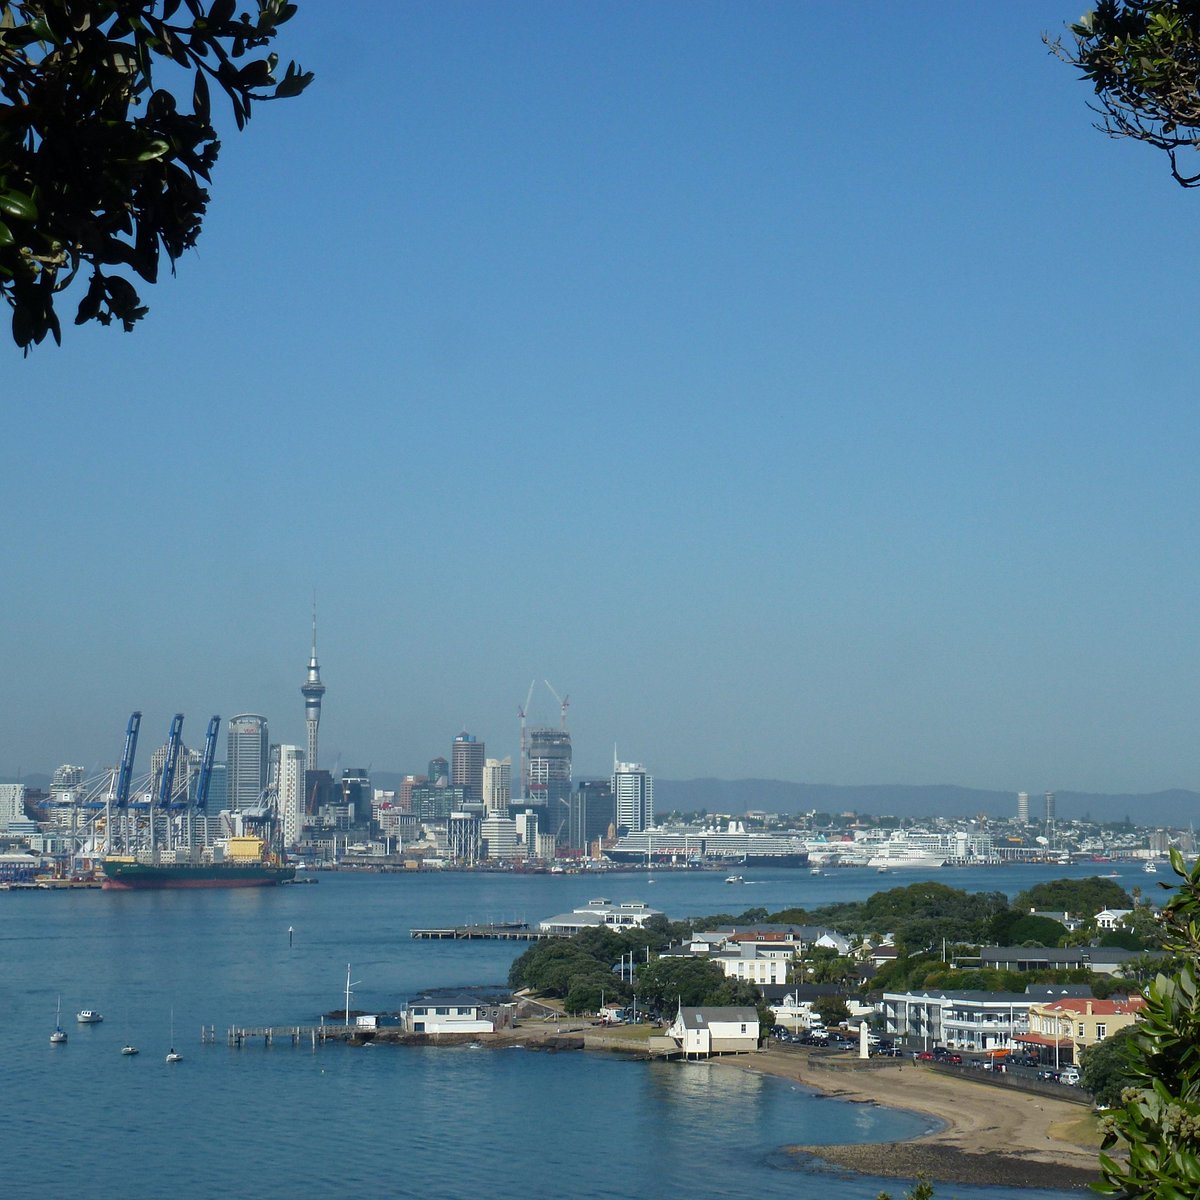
[301,606,325,772]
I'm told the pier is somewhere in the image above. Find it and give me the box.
[227,1024,350,1047]
[410,922,556,941]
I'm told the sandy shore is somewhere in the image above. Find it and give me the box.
[725,1048,1104,1190]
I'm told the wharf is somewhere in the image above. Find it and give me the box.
[227,1025,353,1047]
[410,922,555,941]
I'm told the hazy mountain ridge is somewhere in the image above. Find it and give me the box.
[653,778,1200,826]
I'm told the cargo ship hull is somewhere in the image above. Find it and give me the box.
[101,860,295,890]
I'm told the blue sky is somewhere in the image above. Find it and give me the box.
[4,1,1200,793]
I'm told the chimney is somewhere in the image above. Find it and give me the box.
[1086,1001,1093,1015]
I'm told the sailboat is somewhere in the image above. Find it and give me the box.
[50,996,67,1044]
[165,1010,182,1063]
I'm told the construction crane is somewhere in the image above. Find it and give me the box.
[544,680,570,730]
[517,679,535,800]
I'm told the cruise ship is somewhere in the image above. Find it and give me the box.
[859,828,1000,869]
[604,822,809,868]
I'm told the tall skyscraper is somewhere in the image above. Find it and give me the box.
[483,757,512,814]
[1044,791,1056,823]
[300,608,326,773]
[612,759,653,835]
[569,779,615,851]
[526,728,572,807]
[271,744,306,847]
[227,714,269,811]
[451,732,485,806]
[428,757,449,787]
[1016,791,1029,823]
[340,767,372,823]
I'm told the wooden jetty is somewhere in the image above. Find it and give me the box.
[227,1024,351,1047]
[410,922,555,941]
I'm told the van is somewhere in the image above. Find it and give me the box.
[1059,1067,1081,1086]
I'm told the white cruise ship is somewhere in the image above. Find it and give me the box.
[604,822,809,867]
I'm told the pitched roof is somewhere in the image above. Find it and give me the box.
[675,1007,758,1028]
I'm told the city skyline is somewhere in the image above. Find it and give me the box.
[5,4,1200,793]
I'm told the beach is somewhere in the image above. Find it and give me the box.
[727,1048,1104,1190]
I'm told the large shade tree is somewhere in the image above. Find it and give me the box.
[0,0,311,350]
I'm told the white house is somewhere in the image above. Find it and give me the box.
[667,1006,759,1058]
[1094,909,1133,931]
[712,942,791,986]
[406,993,511,1035]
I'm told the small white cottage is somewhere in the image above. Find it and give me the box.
[667,1006,759,1058]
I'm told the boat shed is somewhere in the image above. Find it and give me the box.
[667,1006,759,1059]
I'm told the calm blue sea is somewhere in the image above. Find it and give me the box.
[0,861,1134,1199]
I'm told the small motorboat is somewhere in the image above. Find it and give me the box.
[724,875,744,884]
[121,1044,139,1056]
[76,1009,104,1024]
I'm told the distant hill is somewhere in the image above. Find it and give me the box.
[652,778,1200,827]
[0,773,49,791]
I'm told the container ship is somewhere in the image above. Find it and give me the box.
[102,836,294,890]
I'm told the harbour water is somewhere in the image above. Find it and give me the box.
[0,861,1134,1199]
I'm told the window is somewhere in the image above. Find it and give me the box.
[1078,1023,1085,1038]
[436,1007,449,1015]
[1096,1024,1107,1040]
[740,1024,747,1033]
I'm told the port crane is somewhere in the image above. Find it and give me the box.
[151,713,184,859]
[190,715,220,850]
[110,710,142,854]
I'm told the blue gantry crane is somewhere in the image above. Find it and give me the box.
[195,715,221,813]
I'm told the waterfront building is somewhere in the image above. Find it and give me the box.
[482,757,511,814]
[227,714,269,811]
[538,898,662,934]
[612,759,653,835]
[667,1007,759,1058]
[480,813,520,860]
[1016,791,1029,823]
[1021,996,1146,1066]
[451,732,485,805]
[271,744,306,847]
[405,992,513,1035]
[514,807,540,854]
[880,989,1032,1052]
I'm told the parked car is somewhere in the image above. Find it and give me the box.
[916,1050,935,1061]
[1059,1068,1081,1086]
